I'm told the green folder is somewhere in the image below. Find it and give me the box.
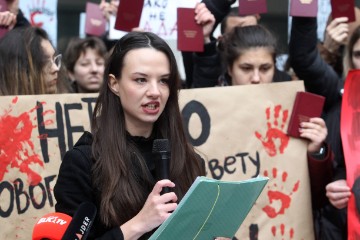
[149,176,269,240]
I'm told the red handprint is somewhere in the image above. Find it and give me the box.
[262,168,300,218]
[255,105,289,157]
[0,97,45,186]
[271,223,295,240]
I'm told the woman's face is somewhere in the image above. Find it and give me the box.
[69,48,105,93]
[352,38,360,69]
[228,47,275,85]
[109,48,170,137]
[41,39,60,94]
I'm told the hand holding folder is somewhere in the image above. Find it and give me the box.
[149,176,268,239]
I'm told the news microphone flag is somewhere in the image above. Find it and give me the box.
[61,202,97,240]
[32,212,72,240]
[32,202,97,240]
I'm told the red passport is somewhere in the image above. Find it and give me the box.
[289,0,318,17]
[115,0,144,32]
[85,2,106,37]
[287,91,325,138]
[0,0,9,38]
[331,0,355,23]
[177,8,204,52]
[238,0,267,16]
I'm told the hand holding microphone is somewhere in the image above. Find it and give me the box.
[152,139,171,194]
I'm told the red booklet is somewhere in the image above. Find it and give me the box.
[177,8,204,52]
[331,0,355,23]
[0,0,9,38]
[289,0,318,17]
[115,0,144,32]
[238,0,267,16]
[287,91,325,138]
[85,2,106,37]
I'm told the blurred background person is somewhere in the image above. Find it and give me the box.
[63,36,107,93]
[0,26,63,95]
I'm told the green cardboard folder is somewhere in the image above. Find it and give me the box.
[149,176,269,240]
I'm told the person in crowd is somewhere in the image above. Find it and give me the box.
[191,3,288,88]
[53,31,216,239]
[218,25,290,86]
[289,15,351,240]
[194,4,334,212]
[318,7,360,77]
[181,0,237,88]
[63,36,107,93]
[0,26,62,95]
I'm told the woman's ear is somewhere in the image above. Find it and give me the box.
[108,74,119,95]
[227,65,233,78]
[68,71,76,82]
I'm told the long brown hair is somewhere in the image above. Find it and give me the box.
[0,27,51,95]
[91,31,205,227]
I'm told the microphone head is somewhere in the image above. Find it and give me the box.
[152,139,170,153]
[32,212,72,240]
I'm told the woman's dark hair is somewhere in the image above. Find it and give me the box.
[347,25,360,70]
[91,31,205,227]
[220,25,278,70]
[0,27,51,95]
[63,36,107,73]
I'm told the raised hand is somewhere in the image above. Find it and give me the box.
[323,17,349,53]
[194,2,215,44]
[0,11,16,29]
[99,0,119,20]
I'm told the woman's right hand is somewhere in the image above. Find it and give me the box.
[120,180,177,239]
[99,0,119,20]
[323,17,349,53]
[326,179,351,209]
[0,11,17,29]
[194,2,215,44]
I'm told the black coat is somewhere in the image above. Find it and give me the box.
[289,16,347,240]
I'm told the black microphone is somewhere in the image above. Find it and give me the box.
[61,202,97,240]
[152,139,171,194]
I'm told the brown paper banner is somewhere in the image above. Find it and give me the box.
[0,81,313,239]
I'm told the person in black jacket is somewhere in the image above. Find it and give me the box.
[54,31,208,239]
[289,16,350,240]
[191,4,290,88]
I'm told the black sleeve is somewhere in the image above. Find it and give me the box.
[289,17,343,112]
[289,16,346,181]
[54,148,124,240]
[15,9,30,28]
[202,0,235,34]
[192,40,222,88]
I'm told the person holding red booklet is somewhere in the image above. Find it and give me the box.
[191,4,290,88]
[289,14,351,240]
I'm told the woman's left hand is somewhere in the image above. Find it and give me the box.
[299,117,328,153]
